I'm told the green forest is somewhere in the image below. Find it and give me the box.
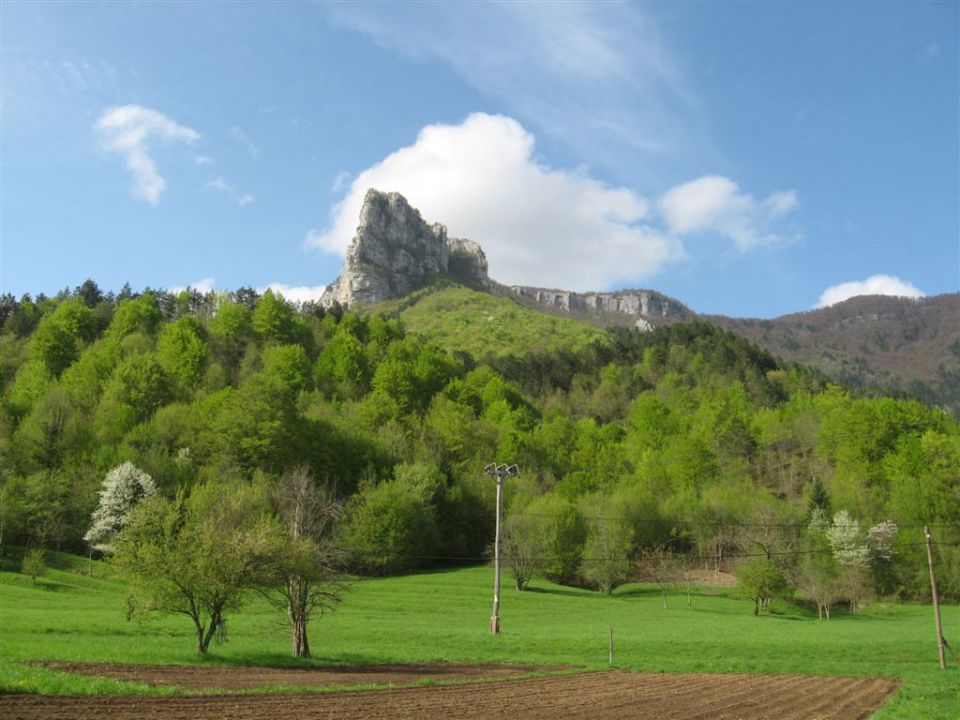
[2,279,958,615]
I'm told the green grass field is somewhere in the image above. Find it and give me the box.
[1,549,957,718]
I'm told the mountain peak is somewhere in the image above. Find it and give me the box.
[321,189,489,307]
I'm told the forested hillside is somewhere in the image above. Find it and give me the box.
[1,280,958,603]
[709,293,960,413]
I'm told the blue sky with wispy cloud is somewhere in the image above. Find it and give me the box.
[1,1,956,316]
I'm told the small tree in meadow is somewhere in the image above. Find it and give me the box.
[736,557,786,615]
[269,466,346,659]
[21,548,46,586]
[113,479,276,654]
[580,511,633,595]
[637,546,681,609]
[84,462,157,554]
[502,512,542,591]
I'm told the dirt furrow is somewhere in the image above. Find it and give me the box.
[0,668,901,720]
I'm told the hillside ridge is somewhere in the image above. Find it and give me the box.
[319,189,958,409]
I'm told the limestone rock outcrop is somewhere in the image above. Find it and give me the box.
[320,189,685,331]
[321,190,490,307]
[509,286,691,329]
[447,237,490,292]
[510,286,684,318]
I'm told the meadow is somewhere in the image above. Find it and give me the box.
[0,549,956,719]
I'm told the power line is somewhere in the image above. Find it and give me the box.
[338,541,960,566]
[507,513,960,531]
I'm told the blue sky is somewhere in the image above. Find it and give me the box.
[1,1,956,317]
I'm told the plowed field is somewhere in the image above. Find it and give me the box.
[34,661,565,690]
[0,668,900,720]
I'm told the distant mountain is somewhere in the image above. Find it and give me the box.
[708,294,960,411]
[321,189,959,410]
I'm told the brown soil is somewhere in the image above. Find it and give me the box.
[34,661,565,691]
[685,569,738,587]
[1,667,900,720]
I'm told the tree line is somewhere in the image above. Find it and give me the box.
[1,280,958,646]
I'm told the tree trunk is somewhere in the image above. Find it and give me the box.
[289,575,311,658]
[293,613,310,658]
[198,609,221,653]
[196,624,207,654]
[661,586,668,609]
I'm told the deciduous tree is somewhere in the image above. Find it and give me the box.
[736,557,786,615]
[113,479,275,653]
[269,466,345,658]
[84,462,157,553]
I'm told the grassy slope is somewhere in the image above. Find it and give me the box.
[367,284,608,358]
[1,551,957,718]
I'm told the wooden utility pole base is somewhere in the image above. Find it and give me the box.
[925,526,947,670]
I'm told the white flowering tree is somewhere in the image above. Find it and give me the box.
[826,510,873,612]
[826,510,870,568]
[84,462,157,553]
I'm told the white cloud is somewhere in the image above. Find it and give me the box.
[204,176,253,207]
[194,154,214,166]
[95,105,200,204]
[229,126,261,158]
[260,283,328,304]
[170,277,216,294]
[816,275,925,308]
[764,190,799,217]
[331,171,352,194]
[307,113,682,291]
[659,175,798,251]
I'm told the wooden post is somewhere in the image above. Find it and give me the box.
[608,627,614,665]
[491,471,503,635]
[924,526,947,670]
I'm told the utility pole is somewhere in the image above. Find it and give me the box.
[924,526,947,670]
[484,462,518,635]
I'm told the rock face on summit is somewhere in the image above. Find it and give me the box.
[510,286,691,330]
[321,190,489,307]
[320,189,687,330]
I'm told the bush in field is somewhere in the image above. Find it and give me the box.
[21,547,46,585]
[502,512,542,591]
[580,496,633,595]
[525,495,586,585]
[340,464,441,575]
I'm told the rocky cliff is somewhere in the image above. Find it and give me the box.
[321,190,687,331]
[508,286,692,330]
[321,190,489,307]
